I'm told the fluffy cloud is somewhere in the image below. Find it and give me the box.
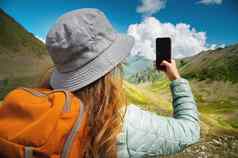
[209,43,225,50]
[136,0,167,16]
[36,35,45,43]
[197,0,223,5]
[127,17,209,59]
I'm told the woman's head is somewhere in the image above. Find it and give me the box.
[43,8,134,158]
[45,8,134,91]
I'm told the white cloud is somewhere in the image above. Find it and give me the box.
[36,35,45,43]
[197,0,223,5]
[209,43,226,50]
[127,17,211,59]
[137,0,167,16]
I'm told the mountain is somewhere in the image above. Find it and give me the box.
[179,44,238,82]
[123,54,163,83]
[127,65,161,83]
[0,9,47,56]
[124,44,238,84]
[0,9,53,99]
[123,54,154,78]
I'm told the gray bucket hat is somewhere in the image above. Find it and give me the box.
[46,8,134,91]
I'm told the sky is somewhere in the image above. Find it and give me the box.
[1,0,238,59]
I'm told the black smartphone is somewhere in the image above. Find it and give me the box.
[156,37,171,71]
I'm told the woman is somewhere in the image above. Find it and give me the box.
[42,8,200,158]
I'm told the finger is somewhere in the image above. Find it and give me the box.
[160,60,171,66]
[171,59,176,64]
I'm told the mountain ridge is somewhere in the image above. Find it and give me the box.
[179,43,238,82]
[0,9,52,99]
[0,8,47,56]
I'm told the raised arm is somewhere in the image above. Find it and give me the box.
[117,60,200,157]
[119,78,200,157]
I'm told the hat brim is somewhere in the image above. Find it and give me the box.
[49,33,135,91]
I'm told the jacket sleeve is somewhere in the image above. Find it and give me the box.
[122,78,200,157]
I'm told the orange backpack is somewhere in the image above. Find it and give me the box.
[0,87,88,158]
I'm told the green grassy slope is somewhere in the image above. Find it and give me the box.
[190,80,238,134]
[0,9,47,56]
[124,78,238,136]
[0,9,53,99]
[179,44,238,82]
[124,76,172,115]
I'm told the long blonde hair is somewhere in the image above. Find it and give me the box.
[39,63,127,158]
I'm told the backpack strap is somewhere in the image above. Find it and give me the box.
[61,99,85,158]
[24,146,33,158]
[19,87,72,112]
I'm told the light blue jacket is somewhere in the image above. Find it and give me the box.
[117,78,200,157]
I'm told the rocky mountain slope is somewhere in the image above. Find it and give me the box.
[0,9,53,99]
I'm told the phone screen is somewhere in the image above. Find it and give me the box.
[156,37,171,71]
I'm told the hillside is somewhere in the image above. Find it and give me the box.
[0,9,47,56]
[0,9,53,99]
[179,44,238,82]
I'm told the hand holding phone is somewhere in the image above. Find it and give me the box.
[155,37,181,80]
[160,59,181,81]
[156,37,171,71]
